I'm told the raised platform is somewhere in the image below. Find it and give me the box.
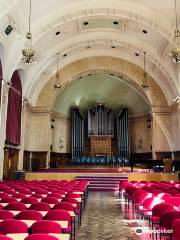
[25,167,178,183]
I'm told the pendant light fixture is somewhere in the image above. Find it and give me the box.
[22,0,36,64]
[54,53,63,94]
[170,0,180,63]
[141,52,149,91]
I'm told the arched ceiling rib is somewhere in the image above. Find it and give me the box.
[36,56,169,111]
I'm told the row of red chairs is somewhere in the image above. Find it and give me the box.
[120,180,180,240]
[0,234,61,240]
[0,179,88,240]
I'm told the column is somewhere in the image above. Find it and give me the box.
[18,98,28,170]
[0,81,10,180]
[46,113,51,168]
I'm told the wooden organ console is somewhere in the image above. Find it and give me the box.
[90,136,112,157]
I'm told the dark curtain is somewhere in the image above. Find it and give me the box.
[6,70,22,145]
[0,60,2,106]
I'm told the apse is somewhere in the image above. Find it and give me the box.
[53,73,150,116]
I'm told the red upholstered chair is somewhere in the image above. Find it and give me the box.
[31,194,43,199]
[165,197,180,209]
[53,202,75,211]
[0,197,18,203]
[45,210,71,233]
[175,193,180,198]
[48,193,62,200]
[3,190,15,195]
[159,211,180,239]
[151,203,174,235]
[0,219,28,234]
[5,202,27,211]
[0,193,9,198]
[41,197,59,204]
[12,193,27,199]
[18,189,32,195]
[24,234,59,240]
[157,193,172,201]
[0,210,14,220]
[149,189,164,196]
[172,219,180,240]
[31,220,62,234]
[0,235,13,240]
[21,197,38,204]
[16,210,43,221]
[29,202,51,211]
[35,190,48,195]
[53,202,76,239]
[139,196,162,222]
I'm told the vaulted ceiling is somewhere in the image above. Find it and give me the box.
[53,73,151,116]
[0,0,179,107]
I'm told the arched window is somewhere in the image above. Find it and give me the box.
[6,70,22,145]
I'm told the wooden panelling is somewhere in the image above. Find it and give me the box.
[25,172,178,182]
[90,136,112,156]
[50,152,71,168]
[23,151,47,171]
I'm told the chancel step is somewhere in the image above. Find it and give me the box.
[76,175,128,191]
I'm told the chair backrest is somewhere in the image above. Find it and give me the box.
[24,234,59,240]
[0,210,14,220]
[48,193,62,199]
[21,197,38,204]
[139,192,153,205]
[133,190,147,203]
[157,193,172,201]
[0,219,28,234]
[143,197,162,211]
[172,219,180,239]
[160,211,180,229]
[165,197,180,207]
[5,202,27,211]
[16,210,43,220]
[45,209,71,223]
[35,190,48,195]
[175,193,180,198]
[30,202,51,211]
[0,193,9,198]
[149,190,164,196]
[41,197,59,204]
[152,203,174,217]
[31,220,62,234]
[53,202,74,211]
[0,197,18,203]
[12,193,26,199]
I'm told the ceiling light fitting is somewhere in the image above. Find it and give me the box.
[54,53,63,95]
[22,0,36,64]
[141,52,150,91]
[170,0,180,64]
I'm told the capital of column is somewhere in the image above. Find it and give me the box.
[2,81,11,97]
[22,98,28,110]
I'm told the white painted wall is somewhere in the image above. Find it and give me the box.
[24,110,51,152]
[51,115,71,153]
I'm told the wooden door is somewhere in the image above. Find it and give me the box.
[3,148,19,179]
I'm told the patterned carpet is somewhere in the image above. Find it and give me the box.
[76,191,150,240]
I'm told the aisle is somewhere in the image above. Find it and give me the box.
[77,191,141,240]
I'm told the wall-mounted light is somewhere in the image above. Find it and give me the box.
[59,138,63,149]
